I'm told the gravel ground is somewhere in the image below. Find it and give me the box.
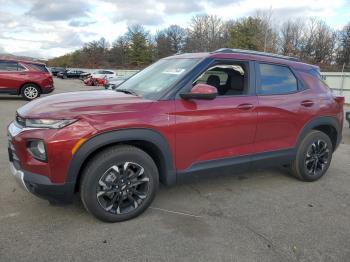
[0,78,350,262]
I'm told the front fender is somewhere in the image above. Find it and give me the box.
[66,128,176,186]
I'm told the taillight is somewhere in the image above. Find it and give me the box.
[334,96,345,107]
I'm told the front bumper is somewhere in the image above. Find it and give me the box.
[9,161,75,204]
[7,122,75,204]
[9,162,29,192]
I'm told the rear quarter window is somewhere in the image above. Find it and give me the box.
[29,63,49,73]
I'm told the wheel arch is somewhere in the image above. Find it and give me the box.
[19,82,42,95]
[66,128,176,191]
[296,116,341,150]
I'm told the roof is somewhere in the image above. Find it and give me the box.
[0,58,46,65]
[167,49,317,70]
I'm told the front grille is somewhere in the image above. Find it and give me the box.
[15,113,26,127]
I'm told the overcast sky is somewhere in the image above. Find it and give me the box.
[0,0,349,59]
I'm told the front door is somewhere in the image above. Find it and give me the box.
[174,61,258,171]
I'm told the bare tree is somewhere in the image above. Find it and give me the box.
[255,8,277,52]
[154,31,173,59]
[186,15,228,52]
[165,25,186,54]
[336,22,350,69]
[280,19,304,57]
[300,19,337,65]
[110,36,130,67]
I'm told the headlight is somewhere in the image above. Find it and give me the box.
[27,139,47,162]
[25,119,77,129]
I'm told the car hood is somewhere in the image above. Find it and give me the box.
[17,90,153,119]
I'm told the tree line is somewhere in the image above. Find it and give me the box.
[48,13,350,72]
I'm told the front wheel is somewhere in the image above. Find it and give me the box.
[21,84,40,100]
[80,145,159,222]
[290,130,333,181]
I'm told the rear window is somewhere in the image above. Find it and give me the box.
[29,63,49,73]
[257,63,298,95]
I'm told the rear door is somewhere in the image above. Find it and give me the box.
[174,60,258,171]
[254,62,314,153]
[0,61,27,92]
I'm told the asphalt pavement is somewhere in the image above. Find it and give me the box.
[1,78,350,262]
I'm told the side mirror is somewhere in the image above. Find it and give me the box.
[180,83,218,100]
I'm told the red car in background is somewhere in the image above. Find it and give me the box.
[83,76,106,86]
[0,59,54,100]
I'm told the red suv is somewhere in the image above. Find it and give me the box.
[7,49,344,222]
[0,59,54,100]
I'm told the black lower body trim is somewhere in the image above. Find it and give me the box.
[23,170,74,204]
[177,148,295,181]
[0,89,19,95]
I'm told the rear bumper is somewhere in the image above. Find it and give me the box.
[9,162,75,204]
[42,86,54,94]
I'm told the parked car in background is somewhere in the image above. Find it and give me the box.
[50,67,65,76]
[91,70,116,79]
[79,72,91,80]
[83,76,106,86]
[0,59,54,100]
[346,111,350,128]
[8,49,344,222]
[104,75,129,90]
[57,69,86,79]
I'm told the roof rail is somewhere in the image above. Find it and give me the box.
[212,48,300,62]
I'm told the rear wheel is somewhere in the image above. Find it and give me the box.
[290,130,333,181]
[80,145,159,222]
[21,84,40,100]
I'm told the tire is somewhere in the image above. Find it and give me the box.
[21,84,40,100]
[80,145,159,222]
[290,130,333,182]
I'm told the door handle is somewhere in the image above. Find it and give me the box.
[237,103,254,110]
[19,73,27,75]
[301,100,314,107]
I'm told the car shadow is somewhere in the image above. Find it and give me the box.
[0,97,24,101]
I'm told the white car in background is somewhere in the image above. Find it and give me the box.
[91,70,116,79]
[104,76,129,90]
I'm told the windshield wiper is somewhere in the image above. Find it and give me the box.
[116,88,139,96]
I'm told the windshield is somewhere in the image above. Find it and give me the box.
[116,58,200,99]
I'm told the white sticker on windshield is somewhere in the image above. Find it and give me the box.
[162,68,185,75]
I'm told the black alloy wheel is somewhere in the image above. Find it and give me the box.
[96,162,150,214]
[304,139,330,176]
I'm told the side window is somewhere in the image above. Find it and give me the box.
[194,64,247,96]
[257,63,298,95]
[0,61,19,71]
